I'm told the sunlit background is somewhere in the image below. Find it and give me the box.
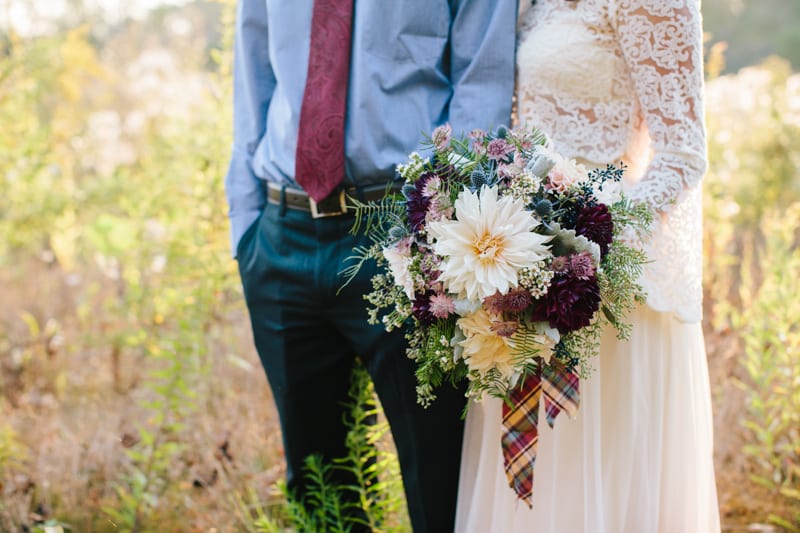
[0,0,798,531]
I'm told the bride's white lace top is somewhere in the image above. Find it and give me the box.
[515,0,706,323]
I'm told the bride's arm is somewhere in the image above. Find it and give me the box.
[613,0,707,214]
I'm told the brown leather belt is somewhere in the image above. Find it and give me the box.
[266,182,400,218]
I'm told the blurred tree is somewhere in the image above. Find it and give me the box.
[704,0,800,72]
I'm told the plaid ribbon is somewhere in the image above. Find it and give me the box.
[501,365,580,506]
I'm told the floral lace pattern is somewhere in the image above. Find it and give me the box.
[515,0,706,322]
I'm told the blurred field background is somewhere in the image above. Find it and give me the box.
[0,0,798,531]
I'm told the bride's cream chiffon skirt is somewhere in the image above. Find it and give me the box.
[455,306,721,533]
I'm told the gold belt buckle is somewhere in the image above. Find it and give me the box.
[309,189,348,218]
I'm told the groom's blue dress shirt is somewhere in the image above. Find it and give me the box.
[226,0,518,253]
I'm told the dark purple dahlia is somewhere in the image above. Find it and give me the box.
[406,172,435,232]
[575,203,614,257]
[411,291,437,325]
[531,273,601,333]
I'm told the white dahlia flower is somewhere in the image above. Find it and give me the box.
[427,186,552,302]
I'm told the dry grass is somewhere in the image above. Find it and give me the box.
[0,256,785,531]
[0,259,285,531]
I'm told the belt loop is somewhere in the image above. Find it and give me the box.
[279,185,287,217]
[259,177,267,203]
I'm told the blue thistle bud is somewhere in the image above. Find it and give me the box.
[401,183,416,200]
[388,226,407,242]
[535,199,553,218]
[470,169,488,189]
[494,125,508,139]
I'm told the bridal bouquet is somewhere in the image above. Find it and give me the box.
[343,124,652,504]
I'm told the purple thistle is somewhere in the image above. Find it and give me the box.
[419,253,443,292]
[431,124,452,151]
[469,128,488,141]
[570,252,596,280]
[508,127,534,150]
[429,294,456,319]
[426,195,454,224]
[503,288,533,312]
[497,153,527,179]
[490,320,520,338]
[550,256,570,274]
[483,292,506,316]
[482,288,533,315]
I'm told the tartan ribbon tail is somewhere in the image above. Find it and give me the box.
[501,373,542,507]
[542,366,581,428]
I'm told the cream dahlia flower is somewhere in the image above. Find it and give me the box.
[382,239,415,299]
[457,309,515,379]
[427,185,551,301]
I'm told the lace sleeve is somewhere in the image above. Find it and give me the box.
[613,0,707,214]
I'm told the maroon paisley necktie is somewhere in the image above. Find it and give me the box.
[294,0,354,202]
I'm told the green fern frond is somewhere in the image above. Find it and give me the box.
[609,196,655,238]
[346,193,406,239]
[510,322,549,363]
[275,363,410,532]
[337,243,381,294]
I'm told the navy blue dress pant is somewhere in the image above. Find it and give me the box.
[236,199,467,533]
